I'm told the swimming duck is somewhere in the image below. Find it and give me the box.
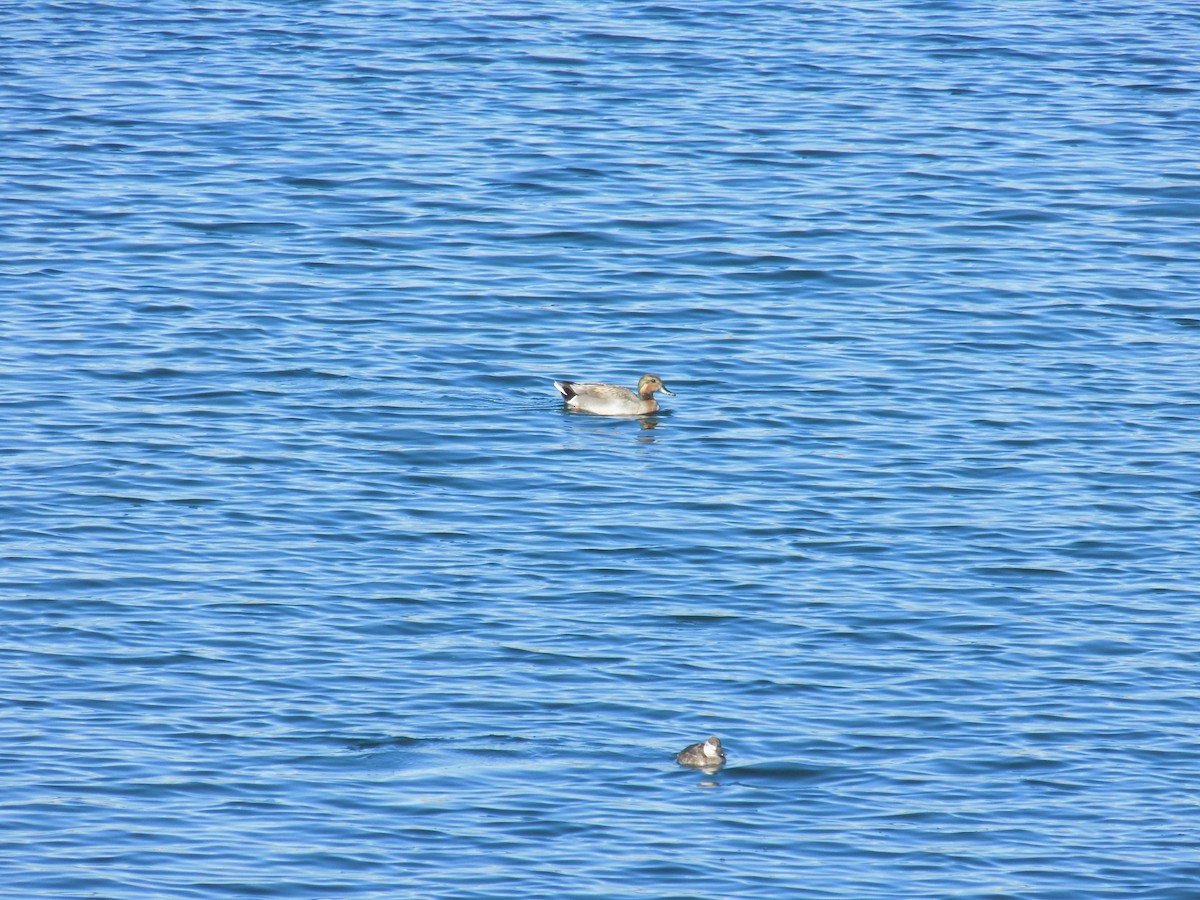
[553,374,674,417]
[676,736,725,769]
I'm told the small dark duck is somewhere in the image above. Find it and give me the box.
[676,736,725,770]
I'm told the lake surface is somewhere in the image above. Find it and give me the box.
[4,2,1200,897]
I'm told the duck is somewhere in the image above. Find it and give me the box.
[553,374,674,417]
[676,736,725,769]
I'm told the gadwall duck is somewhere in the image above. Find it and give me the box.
[553,374,674,417]
[676,736,725,770]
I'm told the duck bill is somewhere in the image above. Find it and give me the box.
[659,385,675,395]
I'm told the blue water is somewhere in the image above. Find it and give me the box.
[4,2,1200,897]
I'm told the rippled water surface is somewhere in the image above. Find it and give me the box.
[5,2,1200,897]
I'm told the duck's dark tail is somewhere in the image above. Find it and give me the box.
[553,380,577,400]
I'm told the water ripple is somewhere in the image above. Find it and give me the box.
[4,1,1200,898]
